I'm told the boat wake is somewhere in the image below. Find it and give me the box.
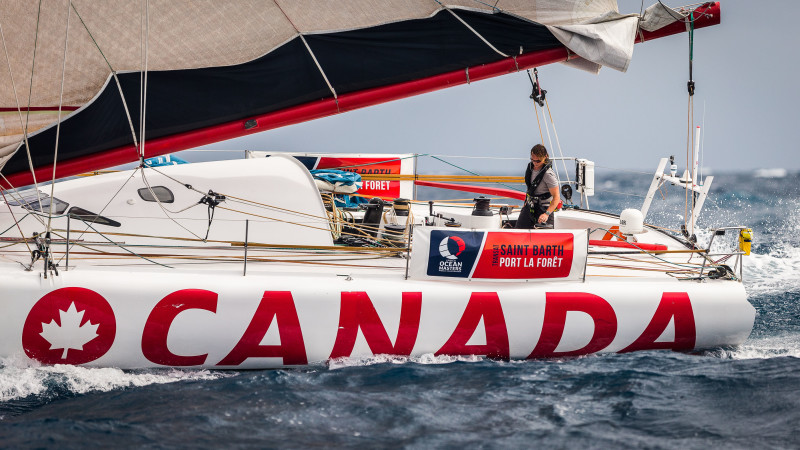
[718,334,800,360]
[0,357,231,403]
[328,353,484,370]
[744,246,800,295]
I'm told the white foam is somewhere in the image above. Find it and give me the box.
[327,353,483,370]
[0,356,233,402]
[744,247,800,295]
[717,334,800,360]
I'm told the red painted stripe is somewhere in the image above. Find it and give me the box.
[589,240,668,251]
[1,4,720,189]
[0,106,80,112]
[414,180,526,200]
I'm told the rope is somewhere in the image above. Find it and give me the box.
[55,167,139,265]
[46,0,72,236]
[528,71,545,143]
[71,3,141,158]
[20,0,45,216]
[544,98,571,185]
[437,3,509,58]
[300,35,338,109]
[0,8,41,196]
[0,174,47,229]
[138,0,150,163]
[685,10,695,235]
[76,218,173,269]
[321,154,422,172]
[139,168,204,240]
[429,155,521,192]
[0,189,32,253]
[218,204,404,248]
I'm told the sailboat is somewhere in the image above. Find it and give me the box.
[0,1,754,369]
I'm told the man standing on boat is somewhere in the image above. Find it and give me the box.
[516,144,560,228]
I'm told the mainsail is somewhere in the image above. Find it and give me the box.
[0,1,720,188]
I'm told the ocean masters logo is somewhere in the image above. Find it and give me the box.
[427,230,483,277]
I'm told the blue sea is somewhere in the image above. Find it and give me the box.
[2,170,799,448]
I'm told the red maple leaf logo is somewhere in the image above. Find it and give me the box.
[23,287,116,365]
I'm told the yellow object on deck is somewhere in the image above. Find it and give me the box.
[739,228,752,255]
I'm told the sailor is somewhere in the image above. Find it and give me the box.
[516,144,560,228]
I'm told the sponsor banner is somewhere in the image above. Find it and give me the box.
[472,232,574,279]
[411,227,587,281]
[425,229,485,278]
[247,151,413,199]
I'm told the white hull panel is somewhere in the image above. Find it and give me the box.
[0,268,754,369]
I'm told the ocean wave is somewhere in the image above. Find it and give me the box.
[714,334,800,360]
[327,353,484,370]
[0,356,232,403]
[744,247,800,295]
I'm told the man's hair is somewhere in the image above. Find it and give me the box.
[531,144,549,163]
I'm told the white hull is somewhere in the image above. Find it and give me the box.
[0,265,753,369]
[0,156,756,369]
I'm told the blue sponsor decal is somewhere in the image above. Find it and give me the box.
[294,156,320,171]
[427,230,484,277]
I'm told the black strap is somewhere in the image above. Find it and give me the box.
[527,162,552,198]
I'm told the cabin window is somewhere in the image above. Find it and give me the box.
[67,207,121,227]
[6,191,69,214]
[137,186,174,203]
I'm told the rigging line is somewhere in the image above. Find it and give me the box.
[142,167,352,240]
[592,189,646,198]
[529,73,545,143]
[655,0,711,24]
[216,205,402,247]
[226,197,333,223]
[70,3,140,156]
[0,189,32,253]
[0,8,42,187]
[54,167,139,265]
[538,102,557,182]
[46,0,73,235]
[429,155,521,192]
[700,100,706,182]
[143,166,330,224]
[591,227,703,269]
[144,165,206,195]
[591,165,654,176]
[320,154,423,171]
[435,1,509,59]
[466,0,501,13]
[71,219,172,268]
[20,0,45,215]
[0,173,46,228]
[300,35,338,107]
[140,167,204,241]
[270,1,339,106]
[543,98,571,185]
[53,229,404,254]
[139,0,149,162]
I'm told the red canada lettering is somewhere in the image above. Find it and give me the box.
[435,292,509,359]
[620,292,696,352]
[217,291,307,366]
[142,289,217,366]
[329,292,421,358]
[528,292,617,358]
